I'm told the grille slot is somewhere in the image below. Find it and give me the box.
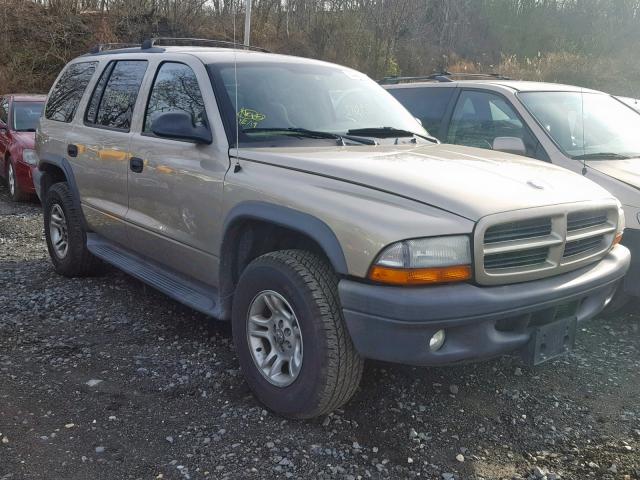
[484,217,552,244]
[567,210,608,231]
[563,236,604,258]
[485,247,549,270]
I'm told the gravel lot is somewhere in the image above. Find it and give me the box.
[0,184,639,480]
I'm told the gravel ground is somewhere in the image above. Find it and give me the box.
[0,184,639,480]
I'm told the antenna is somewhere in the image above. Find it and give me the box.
[233,0,241,173]
[581,89,587,176]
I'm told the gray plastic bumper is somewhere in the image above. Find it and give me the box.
[32,167,42,201]
[621,229,640,297]
[339,246,630,366]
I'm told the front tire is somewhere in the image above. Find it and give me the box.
[44,182,101,277]
[232,250,364,419]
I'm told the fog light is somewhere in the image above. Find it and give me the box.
[429,329,446,352]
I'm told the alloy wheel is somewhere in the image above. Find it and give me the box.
[246,290,303,387]
[8,163,15,197]
[49,204,69,259]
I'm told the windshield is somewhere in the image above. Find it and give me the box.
[518,91,640,160]
[208,61,428,147]
[12,101,44,132]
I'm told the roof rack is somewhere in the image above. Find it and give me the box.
[89,43,142,54]
[141,37,270,53]
[380,71,511,85]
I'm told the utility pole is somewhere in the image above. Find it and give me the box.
[244,0,252,46]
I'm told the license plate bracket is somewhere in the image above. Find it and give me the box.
[522,316,577,366]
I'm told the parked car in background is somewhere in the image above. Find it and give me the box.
[617,96,640,112]
[0,94,46,201]
[385,74,640,306]
[36,42,629,418]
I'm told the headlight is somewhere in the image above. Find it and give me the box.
[22,149,38,166]
[369,235,472,285]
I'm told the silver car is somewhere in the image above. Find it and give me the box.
[386,76,640,304]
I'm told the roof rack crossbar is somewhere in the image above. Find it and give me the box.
[380,71,511,85]
[141,37,270,53]
[90,43,142,54]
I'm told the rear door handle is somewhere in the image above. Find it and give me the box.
[130,157,144,173]
[67,144,78,157]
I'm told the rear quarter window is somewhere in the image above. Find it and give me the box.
[387,87,454,137]
[85,60,148,131]
[45,62,98,123]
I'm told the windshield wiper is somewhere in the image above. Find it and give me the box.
[572,152,633,160]
[242,127,377,145]
[347,127,438,143]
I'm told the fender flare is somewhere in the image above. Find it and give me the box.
[222,201,349,275]
[38,154,86,226]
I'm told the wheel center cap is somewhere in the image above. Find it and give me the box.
[275,328,285,344]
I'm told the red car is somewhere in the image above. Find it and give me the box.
[0,94,46,201]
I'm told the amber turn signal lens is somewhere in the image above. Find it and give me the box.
[613,232,623,246]
[369,265,472,286]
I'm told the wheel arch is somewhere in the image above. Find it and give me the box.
[38,154,87,228]
[218,201,349,319]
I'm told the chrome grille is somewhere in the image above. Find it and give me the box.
[474,202,618,286]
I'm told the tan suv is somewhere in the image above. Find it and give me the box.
[35,39,630,418]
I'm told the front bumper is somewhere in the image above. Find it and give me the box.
[14,160,36,195]
[621,229,640,297]
[339,245,630,366]
[32,166,42,201]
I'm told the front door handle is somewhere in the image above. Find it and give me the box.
[130,157,144,173]
[67,144,78,157]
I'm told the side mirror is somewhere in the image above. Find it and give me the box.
[151,112,212,144]
[493,136,526,156]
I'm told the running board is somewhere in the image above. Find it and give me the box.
[86,234,222,318]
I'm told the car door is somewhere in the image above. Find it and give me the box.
[39,61,100,183]
[126,58,228,285]
[444,89,546,160]
[66,59,148,244]
[0,97,10,175]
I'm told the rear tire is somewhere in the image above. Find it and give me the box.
[44,182,101,277]
[7,159,27,202]
[232,250,364,419]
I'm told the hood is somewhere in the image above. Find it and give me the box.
[12,131,36,149]
[586,159,640,190]
[236,143,614,221]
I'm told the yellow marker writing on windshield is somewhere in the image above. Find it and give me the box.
[238,108,266,128]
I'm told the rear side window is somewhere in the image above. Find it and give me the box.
[85,60,148,131]
[45,62,97,123]
[387,87,454,137]
[144,62,207,134]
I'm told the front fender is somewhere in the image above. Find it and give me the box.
[223,201,348,274]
